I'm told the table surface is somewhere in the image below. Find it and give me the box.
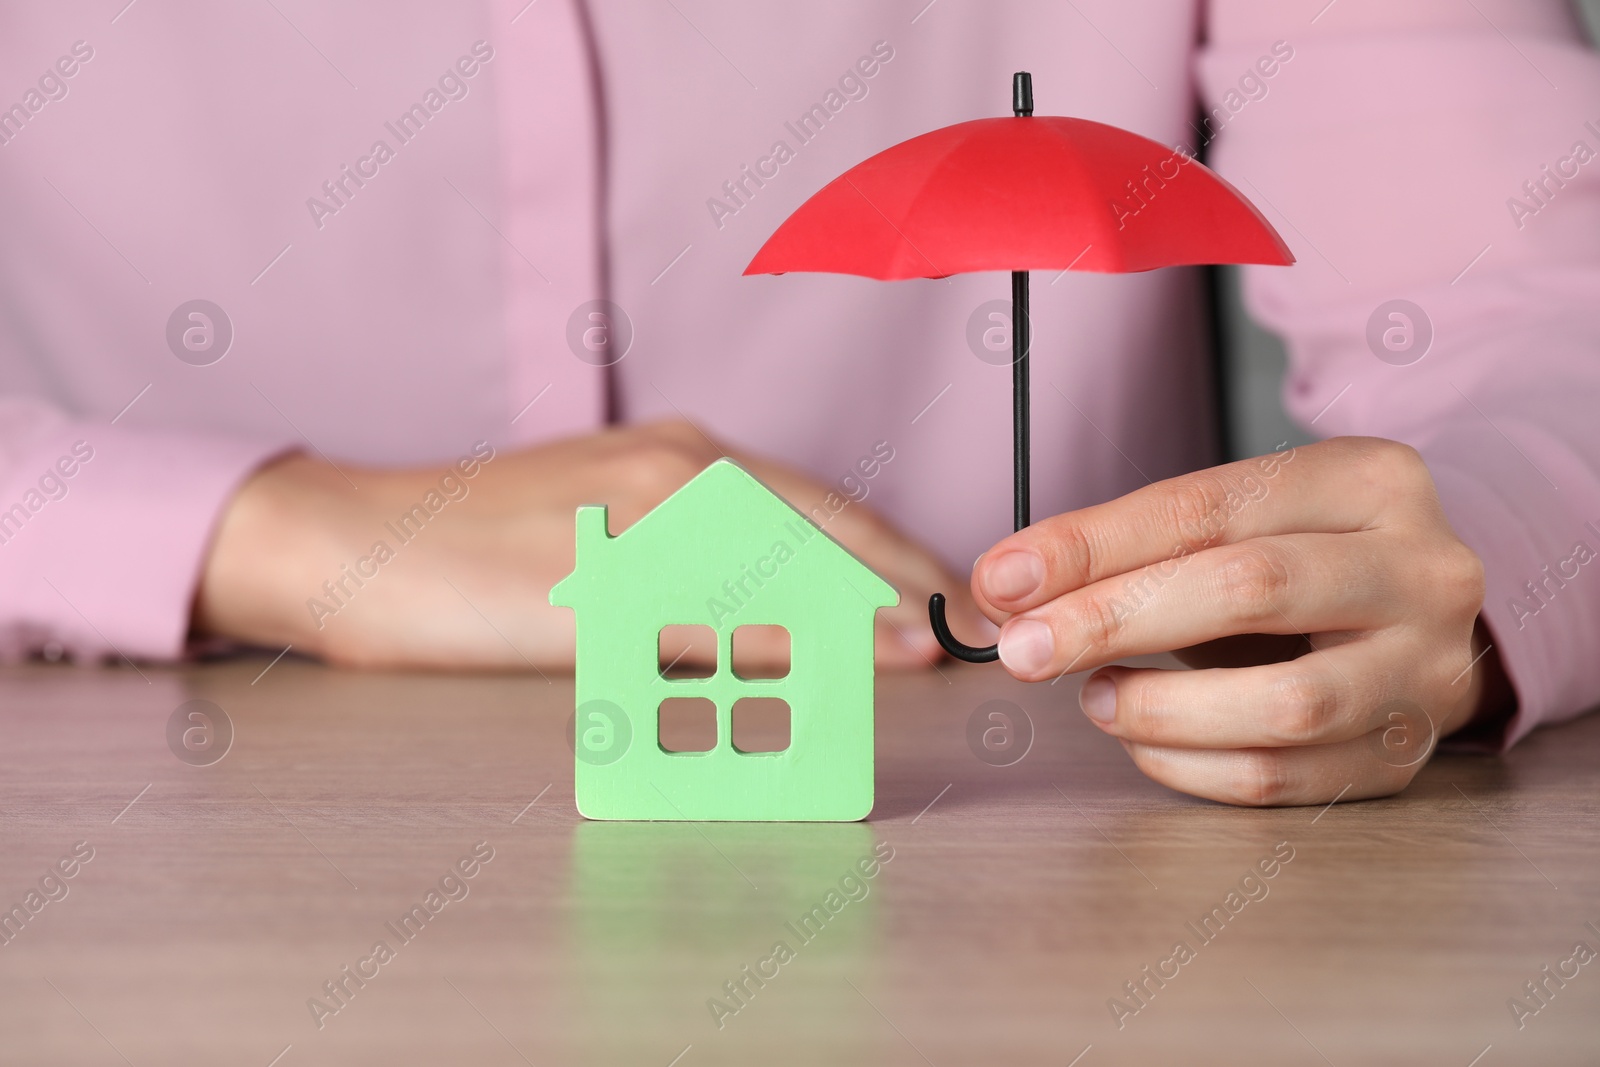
[1,655,1596,1066]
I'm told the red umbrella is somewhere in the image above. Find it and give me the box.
[745,73,1295,663]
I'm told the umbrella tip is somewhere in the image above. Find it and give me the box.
[1012,71,1033,117]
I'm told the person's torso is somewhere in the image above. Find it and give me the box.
[0,0,1215,567]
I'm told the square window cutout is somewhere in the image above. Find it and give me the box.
[658,697,717,753]
[732,625,790,680]
[732,697,790,754]
[659,625,715,678]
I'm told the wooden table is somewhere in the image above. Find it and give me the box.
[1,656,1596,1066]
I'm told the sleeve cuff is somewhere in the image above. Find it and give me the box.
[1426,449,1600,750]
[0,420,295,663]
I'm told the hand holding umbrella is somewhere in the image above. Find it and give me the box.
[746,73,1294,663]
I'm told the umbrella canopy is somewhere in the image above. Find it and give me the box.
[744,116,1293,279]
[744,74,1293,663]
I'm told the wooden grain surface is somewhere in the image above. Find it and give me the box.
[0,656,1596,1065]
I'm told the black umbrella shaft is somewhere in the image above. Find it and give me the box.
[924,71,1036,665]
[1012,268,1030,533]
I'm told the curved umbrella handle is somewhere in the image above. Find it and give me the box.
[928,593,999,663]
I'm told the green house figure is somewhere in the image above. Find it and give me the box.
[549,458,897,821]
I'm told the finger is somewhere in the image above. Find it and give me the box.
[617,433,967,657]
[876,567,995,665]
[664,611,936,673]
[749,483,965,667]
[865,548,992,667]
[1075,639,1445,749]
[1121,733,1423,807]
[994,532,1404,681]
[823,507,982,665]
[737,455,993,662]
[972,437,1435,618]
[746,458,954,594]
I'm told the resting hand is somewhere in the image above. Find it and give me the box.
[196,419,979,672]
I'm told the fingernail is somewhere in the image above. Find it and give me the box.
[1079,675,1116,724]
[998,619,1053,675]
[984,551,1044,602]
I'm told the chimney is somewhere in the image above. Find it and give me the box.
[574,505,612,566]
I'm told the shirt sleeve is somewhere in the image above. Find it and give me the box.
[1196,10,1600,747]
[0,396,292,664]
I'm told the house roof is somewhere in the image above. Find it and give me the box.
[549,458,898,610]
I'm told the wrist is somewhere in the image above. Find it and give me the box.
[192,452,369,655]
